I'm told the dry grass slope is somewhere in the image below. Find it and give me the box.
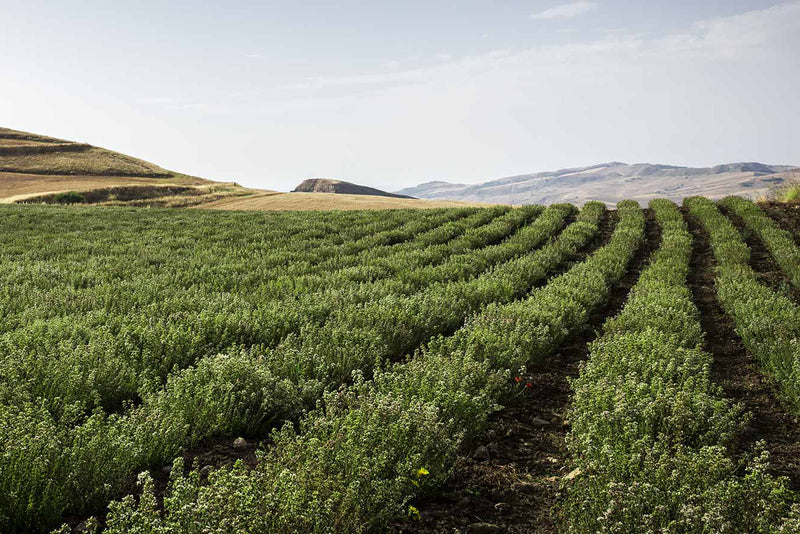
[0,126,499,211]
[0,127,172,177]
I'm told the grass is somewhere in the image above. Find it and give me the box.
[779,184,800,202]
[0,127,171,177]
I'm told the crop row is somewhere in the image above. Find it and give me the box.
[0,206,484,329]
[0,203,587,531]
[719,196,800,291]
[88,201,645,533]
[0,206,549,420]
[565,199,798,532]
[686,197,800,411]
[264,204,539,302]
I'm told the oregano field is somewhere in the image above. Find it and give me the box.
[1,198,800,533]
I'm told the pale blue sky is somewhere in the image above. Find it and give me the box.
[1,1,797,191]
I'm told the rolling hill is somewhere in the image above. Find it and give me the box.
[0,127,174,177]
[0,127,491,210]
[292,178,414,199]
[0,126,250,206]
[396,161,799,206]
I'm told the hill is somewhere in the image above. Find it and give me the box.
[293,178,415,199]
[1,127,491,210]
[396,161,799,206]
[0,126,258,206]
[0,126,183,177]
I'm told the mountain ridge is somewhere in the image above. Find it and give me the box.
[396,161,799,206]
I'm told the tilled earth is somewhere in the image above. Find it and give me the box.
[392,211,660,533]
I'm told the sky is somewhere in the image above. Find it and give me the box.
[1,1,798,191]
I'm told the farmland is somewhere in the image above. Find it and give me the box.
[1,198,800,533]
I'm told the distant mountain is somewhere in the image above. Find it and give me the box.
[396,162,799,206]
[294,178,415,199]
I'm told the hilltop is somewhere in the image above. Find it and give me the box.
[0,127,252,207]
[396,161,799,206]
[293,178,414,199]
[0,127,174,177]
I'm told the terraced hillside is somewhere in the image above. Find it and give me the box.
[0,127,173,177]
[1,198,799,533]
[0,126,254,207]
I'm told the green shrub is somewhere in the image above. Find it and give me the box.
[95,201,647,532]
[686,197,800,410]
[720,196,800,290]
[53,191,85,204]
[564,198,799,532]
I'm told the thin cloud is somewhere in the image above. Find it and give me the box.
[135,96,182,104]
[530,1,597,20]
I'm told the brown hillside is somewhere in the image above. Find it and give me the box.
[293,178,415,199]
[0,127,172,177]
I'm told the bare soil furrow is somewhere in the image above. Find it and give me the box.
[761,202,800,245]
[721,206,800,302]
[393,209,659,533]
[685,211,800,491]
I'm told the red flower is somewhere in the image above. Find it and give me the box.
[514,377,521,383]
[525,382,533,388]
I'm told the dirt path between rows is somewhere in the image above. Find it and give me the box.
[721,207,800,303]
[393,209,659,533]
[685,212,800,491]
[761,202,800,245]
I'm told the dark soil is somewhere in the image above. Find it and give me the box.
[685,211,800,491]
[721,207,800,302]
[392,210,659,533]
[760,202,800,244]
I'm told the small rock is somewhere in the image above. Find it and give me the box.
[75,521,91,534]
[531,417,551,426]
[466,523,503,534]
[233,437,248,449]
[161,464,173,474]
[473,445,491,462]
[486,429,497,440]
[564,467,582,481]
[457,496,471,507]
[200,465,213,478]
[487,442,499,456]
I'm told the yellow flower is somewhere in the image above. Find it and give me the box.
[408,505,420,519]
[417,467,429,477]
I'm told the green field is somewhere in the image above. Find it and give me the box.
[1,199,800,533]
